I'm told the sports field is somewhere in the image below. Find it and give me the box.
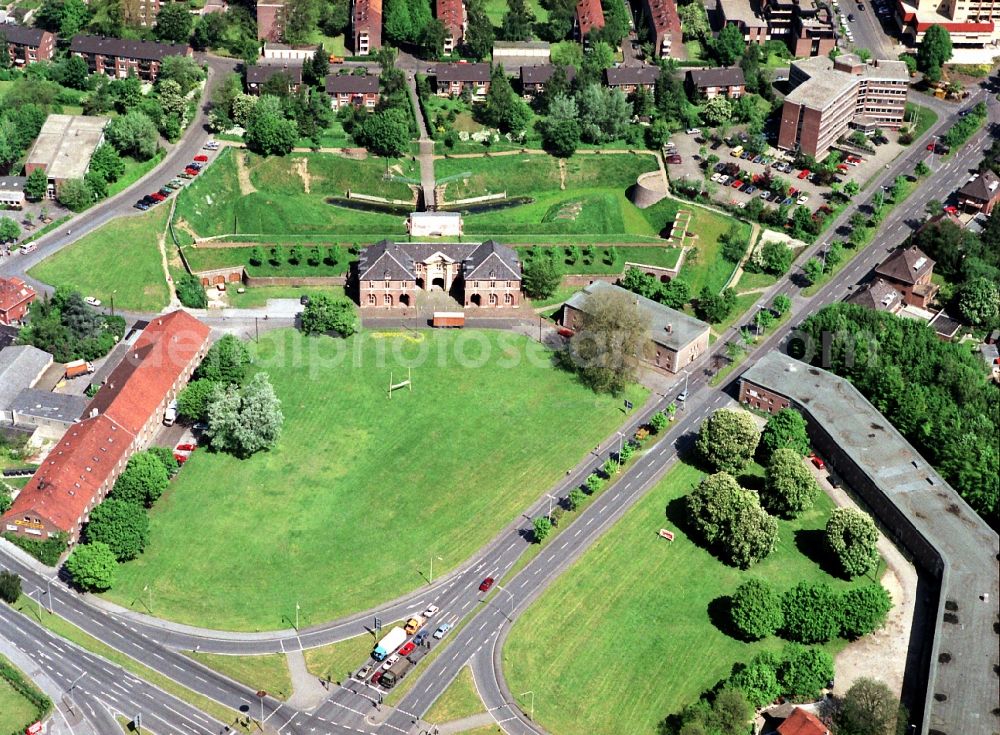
[504,460,867,735]
[106,329,647,630]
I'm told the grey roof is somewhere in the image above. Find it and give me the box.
[0,345,52,410]
[0,23,49,46]
[25,114,109,182]
[10,388,87,425]
[785,56,908,109]
[845,278,901,312]
[325,73,379,95]
[739,352,1000,735]
[69,34,190,62]
[493,41,550,51]
[686,66,745,88]
[979,342,999,367]
[605,65,660,87]
[435,62,491,83]
[957,169,1000,202]
[874,245,934,285]
[563,281,709,352]
[0,176,26,193]
[246,63,303,86]
[520,64,576,85]
[357,241,521,282]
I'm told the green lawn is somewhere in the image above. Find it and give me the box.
[0,658,40,735]
[904,103,938,140]
[735,270,779,292]
[505,459,866,735]
[483,0,548,27]
[105,329,648,630]
[108,151,166,198]
[426,666,485,724]
[518,245,682,275]
[186,652,292,700]
[225,285,347,308]
[29,206,171,312]
[182,246,354,278]
[174,148,418,239]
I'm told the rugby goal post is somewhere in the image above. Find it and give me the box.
[388,367,412,399]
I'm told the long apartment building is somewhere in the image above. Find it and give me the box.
[640,0,683,58]
[575,0,605,40]
[69,35,193,81]
[719,0,836,56]
[897,0,1000,50]
[437,0,465,53]
[352,0,382,55]
[777,54,908,158]
[0,24,56,65]
[257,0,286,41]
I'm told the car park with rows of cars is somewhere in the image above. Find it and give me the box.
[135,145,218,210]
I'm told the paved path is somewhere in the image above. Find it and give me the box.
[287,649,329,710]
[404,70,436,210]
[435,712,495,734]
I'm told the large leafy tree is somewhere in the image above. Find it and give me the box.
[463,0,495,59]
[56,178,95,212]
[762,448,818,517]
[686,472,778,568]
[155,1,194,42]
[781,581,841,643]
[176,378,218,421]
[300,295,359,336]
[0,217,20,243]
[539,95,580,157]
[499,0,534,41]
[958,277,999,326]
[359,108,411,157]
[85,499,150,561]
[778,643,834,699]
[65,542,117,592]
[730,578,783,640]
[728,652,781,708]
[711,23,744,65]
[916,24,952,80]
[840,584,892,639]
[521,256,561,299]
[481,66,531,134]
[577,84,630,143]
[760,408,810,459]
[696,408,760,473]
[245,95,297,156]
[88,143,126,184]
[196,334,253,385]
[25,168,49,201]
[205,374,284,457]
[106,110,159,160]
[836,678,901,735]
[567,287,650,395]
[112,452,170,507]
[825,507,880,578]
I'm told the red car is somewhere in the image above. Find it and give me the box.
[557,327,574,338]
[926,142,935,151]
[175,443,197,452]
[479,577,495,592]
[193,154,209,162]
[371,670,384,685]
[810,453,825,470]
[943,205,958,215]
[797,169,810,179]
[398,642,415,656]
[184,167,200,176]
[731,180,743,188]
[150,192,166,202]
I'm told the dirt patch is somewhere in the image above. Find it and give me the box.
[292,157,311,194]
[234,152,257,196]
[173,218,200,241]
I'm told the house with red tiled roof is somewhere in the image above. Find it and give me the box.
[437,0,465,53]
[0,277,36,325]
[2,311,210,547]
[777,708,829,735]
[575,0,605,39]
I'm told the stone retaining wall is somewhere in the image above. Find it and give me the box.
[245,275,347,287]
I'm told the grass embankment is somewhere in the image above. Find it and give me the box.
[29,206,171,312]
[425,666,485,724]
[105,329,648,630]
[504,459,870,735]
[903,103,938,141]
[304,629,398,683]
[0,655,47,734]
[108,150,167,198]
[185,652,292,700]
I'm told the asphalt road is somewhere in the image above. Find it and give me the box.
[0,78,995,735]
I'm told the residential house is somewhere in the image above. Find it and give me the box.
[685,66,746,99]
[575,0,605,39]
[326,73,380,110]
[873,245,938,309]
[246,63,303,95]
[0,24,56,65]
[437,0,465,53]
[122,0,161,27]
[845,278,903,313]
[353,0,382,55]
[776,708,829,735]
[605,65,660,93]
[980,341,1000,381]
[639,0,683,58]
[69,35,193,81]
[957,169,1000,215]
[434,62,491,98]
[561,281,710,374]
[0,278,36,325]
[520,64,576,97]
[355,240,522,309]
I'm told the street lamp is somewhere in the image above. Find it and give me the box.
[616,431,625,467]
[111,289,117,317]
[256,690,267,724]
[545,494,557,518]
[295,602,300,631]
[755,303,766,335]
[518,690,535,721]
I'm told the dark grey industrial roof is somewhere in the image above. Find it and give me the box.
[563,281,709,352]
[325,73,379,95]
[686,66,745,88]
[69,34,190,61]
[604,65,660,87]
[435,62,491,83]
[357,241,521,282]
[0,346,52,410]
[10,389,87,425]
[246,63,303,86]
[0,23,49,46]
[740,352,1000,735]
[520,64,576,85]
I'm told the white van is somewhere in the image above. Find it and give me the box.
[163,400,177,426]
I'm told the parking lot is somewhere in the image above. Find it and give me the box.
[132,140,222,212]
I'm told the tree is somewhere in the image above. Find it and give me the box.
[0,217,20,243]
[540,95,581,157]
[197,334,253,385]
[649,410,669,434]
[521,256,561,299]
[25,168,49,200]
[711,23,744,65]
[55,0,91,37]
[778,643,834,699]
[679,1,709,42]
[729,653,781,708]
[56,178,94,212]
[60,54,90,90]
[175,273,208,309]
[500,0,534,41]
[533,515,552,542]
[89,143,126,184]
[155,1,193,42]
[245,95,297,156]
[915,160,930,177]
[192,11,226,49]
[762,448,818,517]
[106,111,159,160]
[567,288,650,395]
[300,294,359,336]
[205,373,284,457]
[0,568,20,605]
[146,446,180,477]
[840,584,892,639]
[772,293,791,316]
[836,678,900,735]
[802,257,824,285]
[696,408,760,473]
[359,108,410,157]
[112,452,170,507]
[64,542,117,592]
[686,472,778,568]
[419,18,447,57]
[730,578,783,640]
[177,378,217,421]
[158,55,205,95]
[759,241,792,275]
[958,277,999,326]
[695,286,736,324]
[701,96,733,126]
[482,66,531,134]
[916,24,952,76]
[463,0,495,59]
[578,84,630,143]
[85,499,149,562]
[284,0,320,44]
[781,581,841,643]
[760,408,809,459]
[568,487,586,510]
[826,507,880,579]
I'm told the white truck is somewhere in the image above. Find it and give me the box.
[372,627,407,661]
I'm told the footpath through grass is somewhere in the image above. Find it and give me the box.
[29,206,171,312]
[504,459,864,735]
[106,329,648,630]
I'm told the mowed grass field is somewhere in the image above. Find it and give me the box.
[504,460,863,735]
[0,660,40,735]
[29,206,171,312]
[173,148,417,238]
[106,329,648,630]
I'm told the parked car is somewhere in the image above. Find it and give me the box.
[730,179,743,188]
[686,128,701,135]
[158,187,172,197]
[666,155,682,164]
[781,197,794,206]
[797,169,811,179]
[760,190,772,200]
[944,205,958,215]
[433,623,453,639]
[479,577,495,592]
[810,453,826,470]
[797,194,810,205]
[150,192,166,202]
[184,168,200,176]
[193,154,209,162]
[355,665,372,680]
[382,653,399,670]
[84,296,101,306]
[413,631,428,645]
[677,390,688,402]
[719,175,730,185]
[179,172,194,179]
[714,162,726,173]
[134,200,150,210]
[371,670,384,685]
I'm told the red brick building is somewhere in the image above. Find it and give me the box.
[326,73,380,110]
[69,35,193,81]
[957,169,1000,215]
[122,0,162,27]
[434,62,491,98]
[437,0,465,53]
[1,311,211,547]
[640,0,682,58]
[353,0,382,55]
[257,1,286,41]
[605,65,661,93]
[0,24,56,66]
[873,245,938,309]
[685,66,746,99]
[520,64,576,97]
[355,240,522,309]
[575,0,605,39]
[0,277,36,325]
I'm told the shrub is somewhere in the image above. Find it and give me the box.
[64,542,118,592]
[111,451,170,507]
[728,652,781,708]
[84,498,150,562]
[826,507,880,578]
[777,643,834,699]
[840,584,892,639]
[687,472,778,568]
[761,447,818,518]
[0,570,21,603]
[695,409,760,473]
[730,578,783,640]
[2,532,67,566]
[175,273,208,308]
[781,581,841,643]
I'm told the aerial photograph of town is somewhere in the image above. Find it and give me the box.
[0,0,996,731]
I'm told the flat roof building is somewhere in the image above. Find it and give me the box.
[897,0,1000,51]
[25,115,110,193]
[0,346,53,423]
[778,55,908,158]
[738,351,999,735]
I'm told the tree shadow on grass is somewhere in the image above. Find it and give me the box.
[794,528,843,578]
[664,495,696,538]
[738,471,765,492]
[707,594,743,639]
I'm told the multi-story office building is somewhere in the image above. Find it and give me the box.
[897,0,1000,51]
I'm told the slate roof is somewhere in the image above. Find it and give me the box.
[563,281,709,352]
[605,65,660,87]
[10,389,88,425]
[0,24,49,46]
[874,245,934,285]
[70,34,190,61]
[246,63,303,86]
[325,73,379,95]
[845,278,901,312]
[0,346,52,410]
[957,169,1000,203]
[686,66,745,88]
[520,64,576,86]
[357,241,521,282]
[435,62,491,83]
[0,176,27,193]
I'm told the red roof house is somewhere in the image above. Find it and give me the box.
[778,708,829,735]
[0,277,36,325]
